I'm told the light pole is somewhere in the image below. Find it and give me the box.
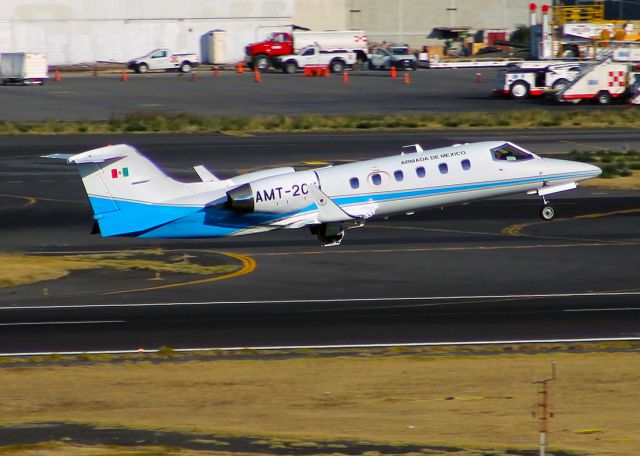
[532,362,556,456]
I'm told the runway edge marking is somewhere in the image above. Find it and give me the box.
[2,337,640,358]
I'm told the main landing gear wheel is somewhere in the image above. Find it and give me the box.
[540,204,556,221]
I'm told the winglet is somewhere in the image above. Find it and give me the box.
[307,185,354,223]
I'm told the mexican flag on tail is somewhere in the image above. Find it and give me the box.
[111,167,129,178]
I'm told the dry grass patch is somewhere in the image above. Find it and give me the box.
[581,170,640,190]
[0,353,638,455]
[0,251,238,288]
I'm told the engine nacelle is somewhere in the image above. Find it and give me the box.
[227,170,318,213]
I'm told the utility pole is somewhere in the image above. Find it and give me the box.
[532,361,556,456]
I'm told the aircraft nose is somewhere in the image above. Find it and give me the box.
[544,157,602,178]
[583,162,602,177]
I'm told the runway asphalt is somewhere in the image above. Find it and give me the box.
[0,131,639,354]
[0,68,628,122]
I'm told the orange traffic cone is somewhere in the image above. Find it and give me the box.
[254,68,261,83]
[120,69,128,82]
[190,71,196,81]
[390,66,397,78]
[403,72,411,84]
[213,66,220,77]
[54,70,61,82]
[237,62,244,74]
[342,71,349,84]
[474,72,483,83]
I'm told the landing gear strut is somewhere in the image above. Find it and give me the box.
[310,223,345,247]
[539,196,556,221]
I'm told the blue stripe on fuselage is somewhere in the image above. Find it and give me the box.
[88,196,285,238]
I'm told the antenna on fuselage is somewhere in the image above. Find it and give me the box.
[401,144,423,155]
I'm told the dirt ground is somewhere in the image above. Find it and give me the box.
[0,352,638,455]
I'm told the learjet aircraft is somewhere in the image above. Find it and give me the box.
[46,141,601,246]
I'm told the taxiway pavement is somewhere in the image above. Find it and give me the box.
[0,69,629,121]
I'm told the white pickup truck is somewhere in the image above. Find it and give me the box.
[274,45,357,74]
[127,49,199,74]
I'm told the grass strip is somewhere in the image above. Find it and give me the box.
[2,109,640,134]
[0,351,638,456]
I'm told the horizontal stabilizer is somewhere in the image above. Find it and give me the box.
[67,145,130,164]
[42,153,74,160]
[194,165,219,182]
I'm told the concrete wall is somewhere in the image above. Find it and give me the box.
[334,0,533,48]
[0,0,294,65]
[291,0,349,31]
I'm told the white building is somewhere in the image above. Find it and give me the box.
[0,0,534,65]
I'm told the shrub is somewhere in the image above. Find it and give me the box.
[600,163,619,178]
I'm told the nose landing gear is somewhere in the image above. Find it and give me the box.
[539,196,556,221]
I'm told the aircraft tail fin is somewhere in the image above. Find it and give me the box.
[47,144,193,236]
[66,144,184,210]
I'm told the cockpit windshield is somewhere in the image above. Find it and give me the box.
[491,143,533,161]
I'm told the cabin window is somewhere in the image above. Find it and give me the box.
[394,170,404,182]
[491,143,533,161]
[439,163,448,174]
[349,177,360,189]
[461,159,471,170]
[302,47,315,56]
[416,166,426,178]
[371,173,382,186]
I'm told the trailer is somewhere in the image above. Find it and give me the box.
[1,53,48,85]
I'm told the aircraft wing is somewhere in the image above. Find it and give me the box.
[307,184,353,223]
[344,203,378,219]
[279,185,378,229]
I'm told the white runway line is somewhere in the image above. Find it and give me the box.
[564,307,640,312]
[0,320,125,326]
[1,291,639,311]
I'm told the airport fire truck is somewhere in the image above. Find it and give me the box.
[557,60,640,104]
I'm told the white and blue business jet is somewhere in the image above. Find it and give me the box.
[46,141,601,246]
